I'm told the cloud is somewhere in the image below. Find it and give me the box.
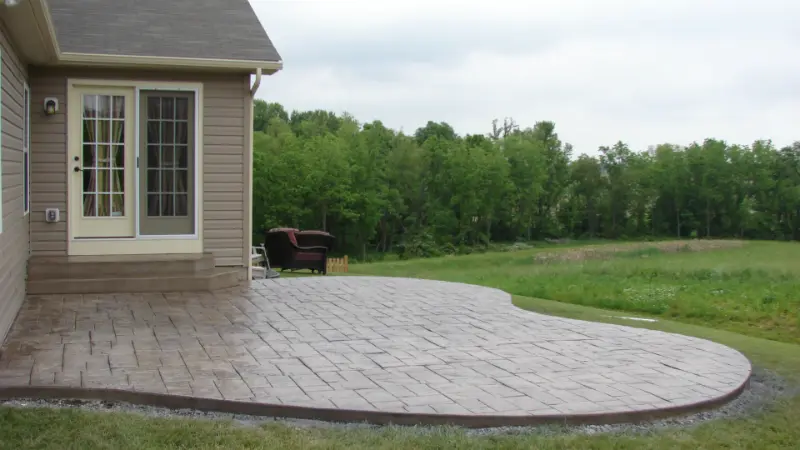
[251,0,800,154]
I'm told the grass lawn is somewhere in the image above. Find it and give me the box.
[352,240,800,344]
[2,239,800,449]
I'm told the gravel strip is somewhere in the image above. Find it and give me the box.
[0,367,794,436]
[472,367,796,436]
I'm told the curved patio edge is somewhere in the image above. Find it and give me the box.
[1,276,754,428]
[0,376,751,428]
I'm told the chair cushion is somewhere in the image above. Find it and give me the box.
[295,252,324,261]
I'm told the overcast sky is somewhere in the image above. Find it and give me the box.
[249,0,800,156]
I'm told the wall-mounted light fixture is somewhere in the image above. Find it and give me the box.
[44,97,58,116]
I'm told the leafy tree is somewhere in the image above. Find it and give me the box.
[250,102,800,259]
[253,100,288,133]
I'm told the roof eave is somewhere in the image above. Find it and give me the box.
[0,0,60,64]
[55,52,283,74]
[33,0,60,59]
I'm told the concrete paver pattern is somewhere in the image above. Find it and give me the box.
[0,277,751,418]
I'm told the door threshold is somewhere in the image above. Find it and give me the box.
[73,236,136,240]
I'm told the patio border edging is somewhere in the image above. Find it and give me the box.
[0,374,750,428]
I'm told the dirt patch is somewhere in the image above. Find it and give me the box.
[533,240,745,264]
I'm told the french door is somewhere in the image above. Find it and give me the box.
[70,88,136,238]
[69,87,197,241]
[138,91,196,236]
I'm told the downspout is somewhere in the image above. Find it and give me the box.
[250,67,262,96]
[245,68,261,281]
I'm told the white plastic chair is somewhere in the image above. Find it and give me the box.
[251,244,279,279]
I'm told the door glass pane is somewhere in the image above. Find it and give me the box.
[162,121,175,144]
[81,94,125,218]
[147,97,161,119]
[112,194,124,216]
[83,121,94,142]
[175,170,188,193]
[161,97,175,120]
[147,194,160,216]
[97,96,111,118]
[112,96,125,119]
[97,169,110,193]
[161,170,174,192]
[176,98,189,120]
[82,145,94,168]
[162,145,175,168]
[147,121,160,143]
[83,194,97,217]
[147,145,160,168]
[161,194,173,216]
[112,145,125,168]
[112,121,124,143]
[111,169,124,194]
[144,94,191,218]
[147,169,159,192]
[96,145,110,168]
[98,119,110,143]
[175,146,188,168]
[175,194,188,216]
[83,95,97,118]
[176,122,188,144]
[83,169,94,192]
[97,194,110,216]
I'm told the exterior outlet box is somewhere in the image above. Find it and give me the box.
[45,208,60,223]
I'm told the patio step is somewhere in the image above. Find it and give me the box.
[26,253,242,294]
[26,268,241,295]
[27,253,216,278]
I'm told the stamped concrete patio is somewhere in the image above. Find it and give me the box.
[0,277,751,426]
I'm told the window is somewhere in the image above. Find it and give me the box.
[23,83,29,215]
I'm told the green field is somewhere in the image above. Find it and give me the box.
[2,239,800,449]
[352,240,800,344]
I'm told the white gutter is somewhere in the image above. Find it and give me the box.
[58,53,283,72]
[250,67,262,97]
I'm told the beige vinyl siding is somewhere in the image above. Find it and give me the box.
[28,68,250,268]
[203,77,247,266]
[0,21,29,341]
[28,74,66,255]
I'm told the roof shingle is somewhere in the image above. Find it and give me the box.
[46,0,282,63]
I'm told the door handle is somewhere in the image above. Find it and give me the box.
[73,166,81,172]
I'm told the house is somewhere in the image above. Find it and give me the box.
[0,0,282,342]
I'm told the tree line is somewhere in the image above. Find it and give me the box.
[252,100,800,260]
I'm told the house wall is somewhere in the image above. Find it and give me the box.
[0,21,29,341]
[28,68,250,268]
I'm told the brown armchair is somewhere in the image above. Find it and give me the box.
[263,228,328,274]
[295,230,335,251]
